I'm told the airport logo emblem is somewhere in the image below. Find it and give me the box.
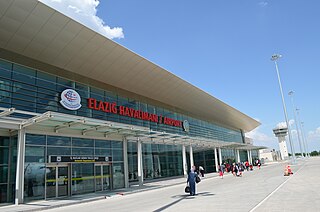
[60,89,82,110]
[182,120,190,132]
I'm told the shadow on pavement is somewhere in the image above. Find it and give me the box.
[153,192,215,212]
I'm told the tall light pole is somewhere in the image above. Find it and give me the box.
[271,54,296,163]
[300,120,310,157]
[288,91,304,158]
[296,108,308,157]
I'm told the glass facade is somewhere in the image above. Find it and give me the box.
[127,142,183,182]
[0,57,255,204]
[239,150,249,162]
[24,134,123,202]
[0,58,243,144]
[0,136,17,205]
[190,150,216,173]
[221,149,236,164]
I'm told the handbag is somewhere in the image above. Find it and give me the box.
[196,176,201,183]
[185,185,190,193]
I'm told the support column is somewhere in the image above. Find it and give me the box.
[247,150,250,162]
[189,145,194,167]
[236,149,240,163]
[214,147,219,172]
[137,139,143,186]
[182,145,187,177]
[249,150,253,164]
[15,129,26,205]
[218,148,222,165]
[123,137,129,188]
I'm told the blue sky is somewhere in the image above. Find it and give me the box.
[42,0,320,152]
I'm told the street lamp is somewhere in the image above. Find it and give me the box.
[300,119,310,157]
[288,91,304,158]
[271,54,296,163]
[295,108,307,157]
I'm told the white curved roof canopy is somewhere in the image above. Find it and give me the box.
[0,0,260,132]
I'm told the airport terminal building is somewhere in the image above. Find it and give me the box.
[0,0,262,205]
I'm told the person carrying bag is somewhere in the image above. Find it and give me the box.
[187,165,198,196]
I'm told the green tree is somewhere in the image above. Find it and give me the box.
[310,151,319,156]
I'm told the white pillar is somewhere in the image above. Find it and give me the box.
[15,129,26,205]
[137,139,143,186]
[218,148,222,165]
[214,147,219,172]
[182,145,187,177]
[123,137,129,188]
[189,145,194,167]
[236,149,240,163]
[247,150,250,162]
[249,150,253,164]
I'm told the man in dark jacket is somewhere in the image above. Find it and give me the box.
[187,165,198,196]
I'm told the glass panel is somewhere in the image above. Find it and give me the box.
[26,134,46,145]
[12,64,36,84]
[57,167,68,197]
[0,147,9,165]
[47,136,71,146]
[102,165,110,190]
[46,167,56,198]
[0,59,12,79]
[0,184,8,203]
[72,138,94,147]
[95,166,102,191]
[72,148,94,156]
[0,136,10,146]
[47,147,71,157]
[0,165,8,183]
[95,140,111,148]
[24,162,46,201]
[112,163,124,189]
[25,146,45,163]
[72,163,94,195]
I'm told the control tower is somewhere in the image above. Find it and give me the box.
[273,126,289,160]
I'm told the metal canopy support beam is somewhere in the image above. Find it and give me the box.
[22,112,52,128]
[123,137,129,188]
[189,145,194,167]
[182,145,187,177]
[214,147,219,172]
[0,107,15,117]
[235,149,239,163]
[54,119,85,133]
[137,138,143,186]
[219,148,222,165]
[15,128,26,205]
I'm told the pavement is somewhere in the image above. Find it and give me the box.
[1,157,320,212]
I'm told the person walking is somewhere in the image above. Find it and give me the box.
[187,165,198,196]
[199,165,205,177]
[218,164,225,179]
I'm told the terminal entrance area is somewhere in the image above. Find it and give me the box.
[95,164,111,191]
[46,165,70,198]
[44,163,112,199]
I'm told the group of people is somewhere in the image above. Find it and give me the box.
[186,160,262,196]
[218,159,261,179]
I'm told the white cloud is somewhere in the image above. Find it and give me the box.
[246,126,278,149]
[308,127,320,140]
[40,0,124,39]
[258,1,268,7]
[276,119,294,128]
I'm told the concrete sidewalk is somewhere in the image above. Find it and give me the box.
[0,162,284,212]
[1,171,221,212]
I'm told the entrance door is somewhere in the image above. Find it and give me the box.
[95,164,111,192]
[46,165,69,198]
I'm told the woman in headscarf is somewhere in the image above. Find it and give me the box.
[187,165,198,196]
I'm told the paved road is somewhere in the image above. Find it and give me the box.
[46,157,320,212]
